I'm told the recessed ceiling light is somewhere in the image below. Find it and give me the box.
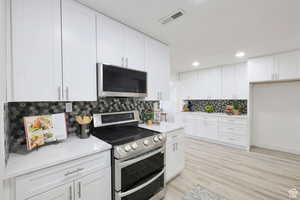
[192,61,200,67]
[235,51,245,58]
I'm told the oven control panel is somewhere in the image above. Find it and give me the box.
[114,133,166,159]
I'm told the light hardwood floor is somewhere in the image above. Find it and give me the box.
[165,137,300,200]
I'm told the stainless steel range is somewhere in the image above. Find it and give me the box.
[92,111,166,200]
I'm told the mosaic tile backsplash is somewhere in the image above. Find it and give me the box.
[184,99,247,114]
[7,98,157,153]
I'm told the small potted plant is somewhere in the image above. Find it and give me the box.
[232,103,241,115]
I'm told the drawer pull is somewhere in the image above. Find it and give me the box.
[64,168,84,176]
[69,186,72,200]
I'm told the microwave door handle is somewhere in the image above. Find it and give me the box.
[119,168,165,198]
[119,147,164,168]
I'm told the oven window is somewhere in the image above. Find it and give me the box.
[121,151,164,192]
[121,174,164,200]
[102,65,147,94]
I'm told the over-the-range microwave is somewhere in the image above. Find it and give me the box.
[97,63,147,97]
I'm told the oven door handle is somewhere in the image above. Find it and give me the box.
[119,168,165,197]
[120,147,164,168]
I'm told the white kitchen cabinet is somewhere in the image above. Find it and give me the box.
[179,71,198,100]
[14,151,111,200]
[221,65,237,99]
[145,37,170,101]
[74,168,111,200]
[248,56,275,82]
[11,0,62,101]
[98,15,145,71]
[27,184,72,200]
[166,129,185,182]
[182,113,249,149]
[62,0,97,101]
[201,116,218,140]
[97,15,125,66]
[236,63,249,99]
[205,67,221,99]
[124,26,146,71]
[274,51,300,80]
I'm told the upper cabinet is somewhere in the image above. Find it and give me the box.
[97,15,125,67]
[11,0,62,101]
[222,63,248,99]
[274,51,300,80]
[97,15,145,71]
[145,37,170,101]
[179,63,248,100]
[248,50,300,82]
[62,0,97,101]
[11,0,97,102]
[248,56,274,82]
[124,26,146,71]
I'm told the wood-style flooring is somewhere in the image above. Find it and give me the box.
[165,137,300,200]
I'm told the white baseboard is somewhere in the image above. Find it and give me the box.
[251,143,300,155]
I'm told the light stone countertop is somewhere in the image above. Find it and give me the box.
[4,135,111,179]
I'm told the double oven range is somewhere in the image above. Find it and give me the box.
[92,111,166,200]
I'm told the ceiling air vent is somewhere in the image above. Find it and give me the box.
[159,9,185,25]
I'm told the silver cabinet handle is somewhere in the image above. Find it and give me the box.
[78,182,82,198]
[65,86,69,101]
[64,168,84,176]
[121,57,124,67]
[126,58,128,67]
[69,186,73,200]
[58,86,62,101]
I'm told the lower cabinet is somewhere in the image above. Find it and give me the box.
[27,184,72,200]
[166,129,185,183]
[74,168,111,200]
[182,113,249,148]
[15,152,111,200]
[27,168,111,200]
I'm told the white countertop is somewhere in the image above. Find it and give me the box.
[4,135,111,179]
[139,122,184,133]
[180,112,248,119]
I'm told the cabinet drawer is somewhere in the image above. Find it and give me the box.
[219,132,247,146]
[16,151,110,200]
[219,124,248,135]
[219,117,247,125]
[167,129,184,145]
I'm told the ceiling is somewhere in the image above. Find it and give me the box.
[79,0,300,73]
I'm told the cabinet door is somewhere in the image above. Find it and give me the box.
[236,63,249,99]
[27,184,72,200]
[158,44,171,100]
[248,56,274,82]
[221,64,237,99]
[275,51,300,80]
[75,168,111,200]
[166,131,184,182]
[145,37,170,101]
[98,15,125,66]
[179,71,198,100]
[62,0,97,101]
[11,0,62,101]
[205,68,221,99]
[124,27,146,71]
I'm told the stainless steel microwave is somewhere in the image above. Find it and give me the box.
[97,64,147,97]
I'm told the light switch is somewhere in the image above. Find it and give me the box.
[65,103,73,113]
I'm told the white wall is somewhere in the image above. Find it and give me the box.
[251,81,300,154]
[0,0,7,197]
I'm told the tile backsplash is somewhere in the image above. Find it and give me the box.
[184,99,247,114]
[7,98,157,153]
